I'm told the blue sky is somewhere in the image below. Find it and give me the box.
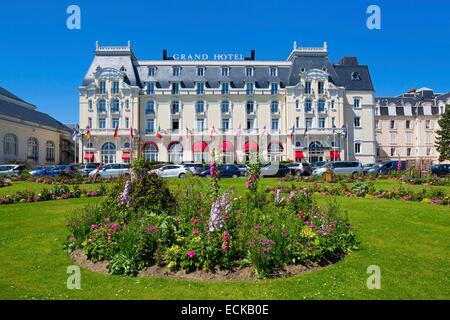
[1,0,449,124]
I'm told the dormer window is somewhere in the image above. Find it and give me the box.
[245,67,254,77]
[196,82,205,95]
[270,67,278,77]
[146,82,155,95]
[173,67,181,77]
[98,81,106,94]
[148,67,156,77]
[246,82,254,95]
[305,81,312,94]
[171,82,180,95]
[351,72,361,81]
[271,83,278,95]
[354,98,361,109]
[318,81,324,94]
[221,82,230,95]
[221,67,230,77]
[112,81,119,94]
[197,67,205,77]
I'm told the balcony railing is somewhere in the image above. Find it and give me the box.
[141,89,284,96]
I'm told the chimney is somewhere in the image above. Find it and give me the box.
[162,49,168,60]
[251,50,255,60]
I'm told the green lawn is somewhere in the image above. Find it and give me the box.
[0,179,449,299]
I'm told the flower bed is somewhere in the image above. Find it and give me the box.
[65,159,358,278]
[17,175,114,185]
[0,177,12,188]
[0,184,107,205]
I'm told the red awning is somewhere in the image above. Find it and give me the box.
[330,151,340,160]
[84,152,94,161]
[122,152,131,160]
[295,151,304,160]
[142,141,158,150]
[243,141,259,153]
[222,141,234,152]
[192,141,208,152]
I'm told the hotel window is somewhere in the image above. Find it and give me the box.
[407,148,412,157]
[146,101,155,114]
[332,117,336,128]
[319,117,326,128]
[111,99,120,113]
[171,82,180,95]
[305,81,311,94]
[172,119,180,132]
[390,120,396,129]
[144,143,158,162]
[271,83,278,95]
[88,100,93,111]
[353,98,361,109]
[197,67,205,76]
[148,67,156,76]
[98,81,106,94]
[172,67,181,77]
[354,116,361,127]
[318,81,324,94]
[171,101,180,114]
[246,101,254,114]
[295,99,300,110]
[271,101,279,113]
[196,119,205,132]
[125,117,129,129]
[112,81,119,94]
[296,117,300,128]
[3,134,17,156]
[97,99,106,113]
[112,118,120,129]
[426,132,432,144]
[390,147,396,157]
[245,67,254,77]
[222,119,230,132]
[221,67,230,77]
[196,82,205,95]
[246,119,255,130]
[271,119,279,131]
[46,141,55,163]
[221,101,230,113]
[145,119,155,133]
[27,138,39,162]
[99,118,106,129]
[246,82,254,95]
[426,148,432,156]
[125,100,130,111]
[196,101,205,113]
[221,82,230,95]
[305,118,312,128]
[426,120,432,129]
[318,99,325,113]
[390,133,397,144]
[305,99,312,112]
[270,67,278,77]
[146,119,154,134]
[101,142,116,164]
[354,143,361,154]
[331,100,335,110]
[88,117,92,129]
[405,120,411,129]
[146,82,155,95]
[406,132,412,145]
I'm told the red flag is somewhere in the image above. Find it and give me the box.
[130,127,134,140]
[155,125,162,139]
[114,127,119,141]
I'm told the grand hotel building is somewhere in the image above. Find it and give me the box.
[78,41,377,165]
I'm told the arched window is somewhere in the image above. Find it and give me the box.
[318,99,325,112]
[46,141,55,163]
[111,99,120,113]
[196,100,205,113]
[268,142,284,162]
[168,142,183,163]
[3,134,17,157]
[143,143,159,162]
[27,138,39,162]
[98,99,106,112]
[101,142,116,164]
[305,99,312,112]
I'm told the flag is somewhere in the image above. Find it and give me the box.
[235,123,241,136]
[155,125,162,139]
[113,127,119,141]
[342,126,348,139]
[130,127,134,140]
[71,129,79,142]
[290,124,295,141]
[85,129,92,141]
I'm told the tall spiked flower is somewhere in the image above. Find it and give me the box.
[119,180,132,207]
[208,192,232,232]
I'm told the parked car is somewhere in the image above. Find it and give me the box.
[236,164,248,177]
[0,164,26,177]
[313,161,363,176]
[310,161,328,170]
[182,163,208,176]
[200,165,241,178]
[152,165,188,178]
[77,163,99,176]
[89,163,130,178]
[286,162,312,176]
[259,163,290,177]
[363,160,407,175]
[431,163,450,177]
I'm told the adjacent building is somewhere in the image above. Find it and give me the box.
[375,87,449,165]
[0,87,73,166]
[78,41,377,165]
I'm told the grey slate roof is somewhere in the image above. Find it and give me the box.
[0,88,72,133]
[0,86,35,106]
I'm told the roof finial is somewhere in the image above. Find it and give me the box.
[324,42,328,50]
[95,40,99,48]
[128,40,131,48]
[293,41,298,50]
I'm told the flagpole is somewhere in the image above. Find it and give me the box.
[333,129,336,162]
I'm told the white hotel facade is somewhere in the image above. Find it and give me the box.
[78,41,377,165]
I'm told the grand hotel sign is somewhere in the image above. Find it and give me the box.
[172,53,245,61]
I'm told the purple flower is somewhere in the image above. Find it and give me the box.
[119,180,132,207]
[193,228,200,235]
[208,192,231,232]
[91,224,99,230]
[187,250,196,258]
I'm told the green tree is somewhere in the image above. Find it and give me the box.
[435,105,450,162]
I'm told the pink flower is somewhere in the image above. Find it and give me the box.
[210,163,217,177]
[309,223,315,229]
[193,228,200,235]
[191,218,201,226]
[432,198,442,204]
[187,250,196,258]
[255,225,261,230]
[223,231,231,241]
[147,225,159,235]
[90,224,99,230]
[221,241,229,252]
